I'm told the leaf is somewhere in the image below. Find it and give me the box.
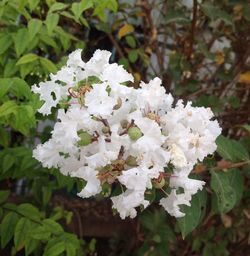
[128,50,138,63]
[71,0,93,20]
[165,10,190,24]
[14,218,31,251]
[13,28,30,57]
[239,71,250,84]
[16,53,38,65]
[118,24,134,39]
[0,34,12,55]
[211,171,237,213]
[242,124,250,133]
[0,101,18,118]
[177,189,207,238]
[125,35,136,48]
[48,2,68,13]
[17,204,41,222]
[2,154,15,173]
[44,241,65,256]
[4,59,19,77]
[31,226,51,240]
[0,79,13,98]
[28,0,40,11]
[201,4,234,27]
[40,57,57,73]
[0,126,10,147]
[12,78,32,99]
[25,238,39,256]
[28,19,42,41]
[0,190,10,204]
[42,186,52,206]
[66,243,76,256]
[0,212,19,248]
[216,135,249,162]
[42,219,64,235]
[228,169,244,203]
[45,13,59,35]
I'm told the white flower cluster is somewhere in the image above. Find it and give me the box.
[32,49,221,219]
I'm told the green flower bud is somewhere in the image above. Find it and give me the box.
[125,156,138,166]
[77,131,92,146]
[128,127,142,141]
[152,178,165,189]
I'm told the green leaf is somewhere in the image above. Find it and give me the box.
[201,4,234,27]
[42,186,52,206]
[48,2,68,13]
[0,101,18,118]
[0,34,12,55]
[44,241,65,256]
[2,154,15,173]
[228,169,244,203]
[211,170,238,213]
[45,13,59,35]
[14,218,31,251]
[40,57,57,73]
[16,53,38,65]
[28,0,40,11]
[165,10,190,24]
[25,238,39,256]
[242,124,250,133]
[0,212,19,248]
[0,190,10,204]
[66,243,76,256]
[0,79,13,98]
[4,59,19,77]
[128,49,138,63]
[11,78,32,99]
[17,204,42,222]
[71,0,93,20]
[125,35,136,48]
[13,28,30,57]
[31,226,51,240]
[216,135,249,162]
[43,219,64,235]
[0,126,10,147]
[177,189,207,238]
[28,19,42,41]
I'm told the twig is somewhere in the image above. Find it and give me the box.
[187,0,198,60]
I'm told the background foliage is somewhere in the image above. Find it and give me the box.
[0,0,250,255]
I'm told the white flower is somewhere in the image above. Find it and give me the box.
[32,48,222,220]
[85,83,116,117]
[170,176,205,196]
[31,81,62,115]
[33,139,63,168]
[73,167,101,198]
[101,63,134,86]
[159,190,191,218]
[84,49,111,76]
[111,190,149,219]
[118,167,149,191]
[169,144,187,168]
[67,49,85,68]
[137,77,173,112]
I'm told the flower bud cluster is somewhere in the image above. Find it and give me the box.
[32,49,221,219]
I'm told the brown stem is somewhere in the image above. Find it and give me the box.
[187,0,198,60]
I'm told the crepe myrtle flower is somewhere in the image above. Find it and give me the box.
[32,49,221,219]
